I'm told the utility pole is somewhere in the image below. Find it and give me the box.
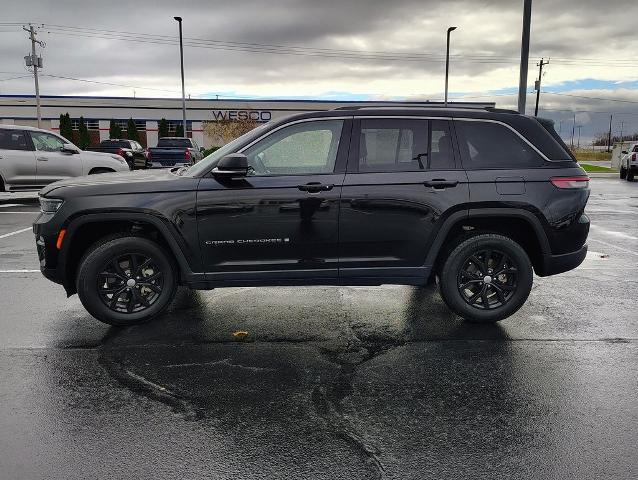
[570,112,576,150]
[23,24,44,128]
[174,16,187,137]
[444,26,457,107]
[576,125,582,149]
[607,114,613,152]
[558,120,563,135]
[518,0,533,114]
[619,121,625,151]
[534,58,549,117]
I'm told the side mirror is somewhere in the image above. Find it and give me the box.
[212,153,248,178]
[61,144,80,154]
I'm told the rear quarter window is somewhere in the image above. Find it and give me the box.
[0,129,31,151]
[455,120,545,169]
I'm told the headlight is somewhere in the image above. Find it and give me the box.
[39,197,64,213]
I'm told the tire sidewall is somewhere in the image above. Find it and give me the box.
[77,237,176,326]
[440,235,533,323]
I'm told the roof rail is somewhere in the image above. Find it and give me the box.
[332,104,499,112]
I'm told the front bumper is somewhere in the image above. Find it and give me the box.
[536,244,588,277]
[33,215,65,286]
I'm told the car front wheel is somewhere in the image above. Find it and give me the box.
[76,236,177,326]
[620,167,627,180]
[439,234,533,323]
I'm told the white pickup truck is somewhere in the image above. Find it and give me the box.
[620,142,638,182]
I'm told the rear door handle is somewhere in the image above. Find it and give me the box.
[37,156,49,161]
[298,183,334,193]
[423,179,459,189]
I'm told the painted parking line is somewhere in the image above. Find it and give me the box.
[0,227,32,239]
[0,269,40,273]
[589,238,638,257]
[0,211,40,214]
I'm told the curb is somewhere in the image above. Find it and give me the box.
[587,173,620,178]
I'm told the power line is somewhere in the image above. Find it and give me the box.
[42,74,183,95]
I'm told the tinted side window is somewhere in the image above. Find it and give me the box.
[429,120,454,170]
[244,120,343,175]
[359,119,428,172]
[456,121,544,169]
[0,129,30,151]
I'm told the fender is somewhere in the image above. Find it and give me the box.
[423,207,550,270]
[59,210,205,293]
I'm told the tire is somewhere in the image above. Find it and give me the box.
[76,236,177,326]
[627,169,635,182]
[439,234,533,323]
[620,167,627,180]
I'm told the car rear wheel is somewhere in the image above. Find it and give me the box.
[620,167,627,180]
[76,236,177,326]
[439,234,533,323]
[627,169,635,182]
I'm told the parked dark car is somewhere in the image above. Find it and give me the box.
[33,106,590,326]
[88,139,149,169]
[146,137,204,168]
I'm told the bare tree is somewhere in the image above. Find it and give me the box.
[204,118,260,147]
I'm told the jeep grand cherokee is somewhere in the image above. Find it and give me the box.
[33,106,590,325]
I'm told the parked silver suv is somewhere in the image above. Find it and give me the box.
[0,124,130,192]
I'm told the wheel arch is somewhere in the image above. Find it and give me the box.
[59,211,200,295]
[425,208,550,277]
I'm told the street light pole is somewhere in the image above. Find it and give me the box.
[518,0,533,114]
[444,26,457,107]
[174,16,187,137]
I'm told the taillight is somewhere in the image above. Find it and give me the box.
[632,153,637,161]
[145,149,151,160]
[550,176,590,189]
[116,148,125,157]
[184,149,192,161]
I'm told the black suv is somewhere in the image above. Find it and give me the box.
[33,107,590,326]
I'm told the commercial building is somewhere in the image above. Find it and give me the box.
[0,95,495,148]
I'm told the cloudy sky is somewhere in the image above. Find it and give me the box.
[1,0,637,142]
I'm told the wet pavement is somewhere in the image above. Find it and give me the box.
[0,179,637,479]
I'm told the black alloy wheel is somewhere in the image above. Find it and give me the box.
[76,236,177,326]
[439,234,533,323]
[457,249,518,310]
[97,253,164,314]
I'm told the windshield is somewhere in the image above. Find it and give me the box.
[157,138,193,148]
[185,123,271,177]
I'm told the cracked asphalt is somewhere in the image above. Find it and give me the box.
[1,177,637,479]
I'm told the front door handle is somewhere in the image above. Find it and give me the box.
[298,183,334,193]
[423,179,459,189]
[37,156,49,162]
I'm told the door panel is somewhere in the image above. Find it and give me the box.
[30,131,83,184]
[196,118,351,279]
[339,118,469,277]
[197,174,343,277]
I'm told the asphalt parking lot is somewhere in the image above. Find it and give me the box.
[0,178,636,480]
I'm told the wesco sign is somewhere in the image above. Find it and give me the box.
[211,110,272,122]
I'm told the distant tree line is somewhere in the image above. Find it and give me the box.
[593,131,638,146]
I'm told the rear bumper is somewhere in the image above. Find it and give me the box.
[536,244,588,277]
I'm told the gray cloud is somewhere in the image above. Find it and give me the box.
[1,0,637,138]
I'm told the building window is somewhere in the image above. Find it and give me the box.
[168,121,192,133]
[71,119,99,130]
